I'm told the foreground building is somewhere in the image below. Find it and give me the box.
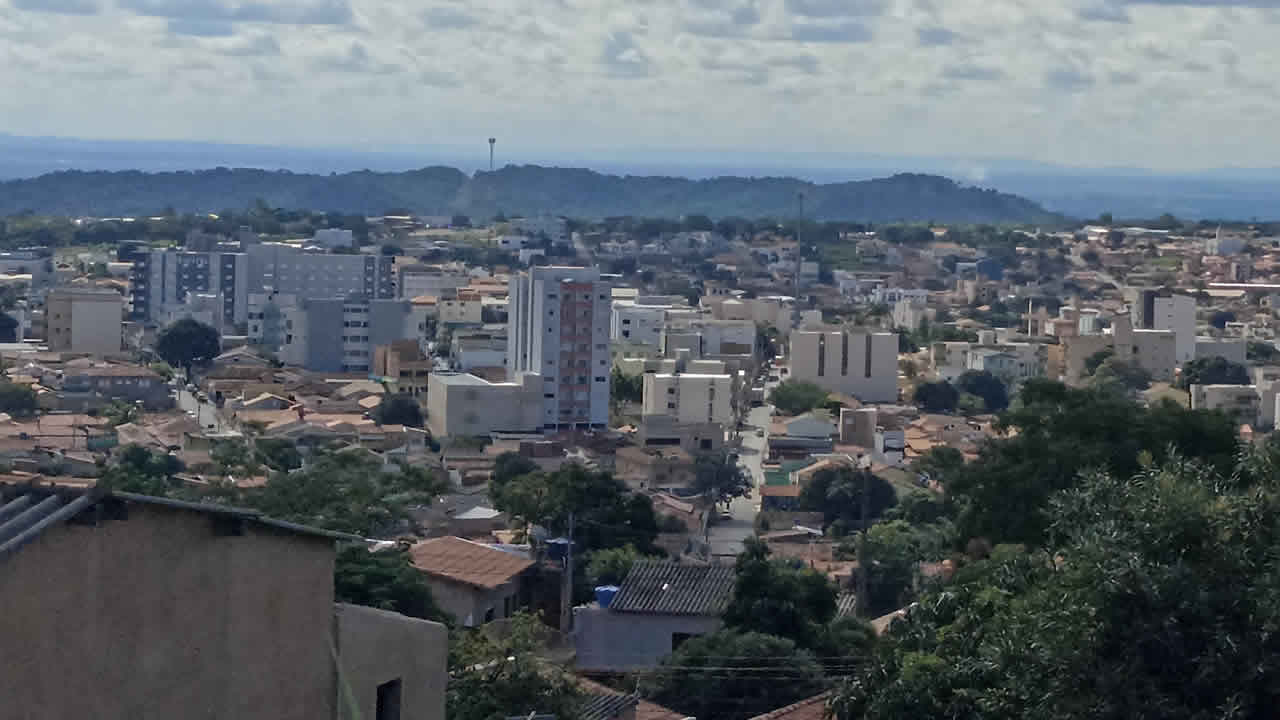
[0,483,447,720]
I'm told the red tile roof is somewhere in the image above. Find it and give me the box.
[409,536,534,589]
[748,692,831,720]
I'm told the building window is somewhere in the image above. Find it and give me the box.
[817,334,826,377]
[594,376,606,382]
[667,388,675,394]
[376,679,402,720]
[667,402,676,409]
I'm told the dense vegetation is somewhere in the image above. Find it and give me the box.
[0,166,1058,223]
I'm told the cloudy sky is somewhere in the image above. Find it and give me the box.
[0,0,1277,172]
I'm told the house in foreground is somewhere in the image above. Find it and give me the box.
[410,535,536,627]
[0,482,447,720]
[574,561,736,672]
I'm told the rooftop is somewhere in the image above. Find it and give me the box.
[408,536,534,589]
[748,693,832,720]
[609,561,736,616]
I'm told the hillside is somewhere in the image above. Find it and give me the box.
[0,165,1059,223]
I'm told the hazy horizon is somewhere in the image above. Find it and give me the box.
[3,0,1280,174]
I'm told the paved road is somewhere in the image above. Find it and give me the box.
[176,387,227,433]
[706,379,780,561]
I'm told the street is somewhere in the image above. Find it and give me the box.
[706,383,778,561]
[176,387,227,433]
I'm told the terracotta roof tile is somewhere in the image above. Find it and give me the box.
[748,692,831,720]
[409,536,534,589]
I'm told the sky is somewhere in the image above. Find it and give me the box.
[1,0,1278,173]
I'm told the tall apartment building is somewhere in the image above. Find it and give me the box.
[1132,290,1196,363]
[642,372,734,425]
[45,288,123,356]
[276,298,415,373]
[131,244,395,328]
[507,266,611,430]
[789,328,898,403]
[131,250,249,327]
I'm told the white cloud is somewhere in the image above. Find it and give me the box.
[1,0,1279,171]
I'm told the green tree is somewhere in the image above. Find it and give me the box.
[155,318,220,375]
[947,379,1238,547]
[1090,357,1152,394]
[833,453,1280,720]
[0,381,37,416]
[491,464,659,553]
[798,466,897,535]
[1084,348,1115,376]
[448,613,583,720]
[911,446,965,488]
[693,451,752,506]
[102,399,141,427]
[768,380,829,415]
[644,630,827,720]
[99,445,185,496]
[610,367,644,404]
[585,544,646,586]
[1247,340,1280,363]
[373,393,424,428]
[1176,355,1250,389]
[912,380,958,413]
[243,451,446,536]
[955,371,1008,412]
[493,451,539,485]
[723,538,837,648]
[334,546,449,624]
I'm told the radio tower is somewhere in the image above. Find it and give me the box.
[792,191,805,330]
[488,137,496,171]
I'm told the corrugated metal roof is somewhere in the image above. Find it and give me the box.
[608,561,736,616]
[580,693,639,720]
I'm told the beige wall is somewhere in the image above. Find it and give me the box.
[1132,330,1177,382]
[47,289,122,356]
[334,603,448,720]
[790,329,897,403]
[1191,383,1260,425]
[0,503,336,720]
[422,575,523,628]
[426,373,544,438]
[642,373,733,425]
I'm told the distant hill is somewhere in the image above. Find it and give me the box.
[0,164,1059,223]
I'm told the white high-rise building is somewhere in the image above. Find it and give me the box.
[508,266,612,430]
[1153,295,1196,363]
[642,372,733,425]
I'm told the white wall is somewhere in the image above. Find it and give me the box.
[790,330,897,403]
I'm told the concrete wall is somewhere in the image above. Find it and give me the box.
[0,503,336,720]
[422,575,523,628]
[790,329,897,402]
[426,373,544,438]
[573,607,721,672]
[47,290,123,356]
[334,603,448,720]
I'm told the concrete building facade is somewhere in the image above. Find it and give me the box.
[45,288,123,356]
[642,372,734,425]
[426,372,544,438]
[278,298,414,373]
[789,329,898,403]
[507,267,611,430]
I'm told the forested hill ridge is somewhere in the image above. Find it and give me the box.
[0,164,1060,223]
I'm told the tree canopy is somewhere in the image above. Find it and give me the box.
[723,538,838,649]
[1176,355,1250,389]
[946,379,1238,547]
[334,545,450,625]
[644,630,827,720]
[693,451,752,506]
[448,613,583,720]
[912,380,959,413]
[490,463,659,553]
[955,371,1009,412]
[769,380,830,415]
[798,466,898,536]
[372,393,424,428]
[833,445,1280,720]
[0,381,37,417]
[155,318,220,374]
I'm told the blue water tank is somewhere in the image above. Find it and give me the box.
[595,585,620,608]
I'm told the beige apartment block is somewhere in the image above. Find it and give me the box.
[789,328,898,403]
[45,288,123,356]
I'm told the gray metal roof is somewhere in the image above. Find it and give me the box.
[0,483,358,561]
[580,693,639,720]
[608,561,736,616]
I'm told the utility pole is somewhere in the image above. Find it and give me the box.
[856,460,871,617]
[489,138,496,172]
[561,511,575,634]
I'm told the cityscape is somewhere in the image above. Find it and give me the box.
[3,1,1280,720]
